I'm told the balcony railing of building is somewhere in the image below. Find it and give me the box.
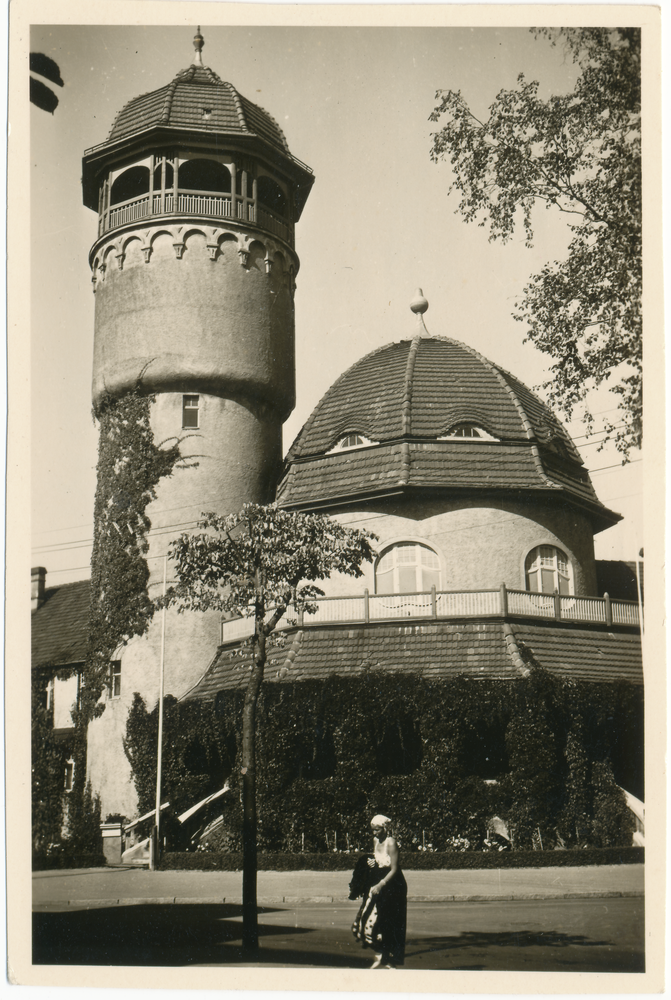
[99,190,293,245]
[220,584,640,643]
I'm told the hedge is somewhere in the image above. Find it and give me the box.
[157,846,643,872]
[33,851,107,871]
[126,672,643,855]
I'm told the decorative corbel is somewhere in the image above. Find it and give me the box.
[173,242,185,260]
[141,246,152,264]
[237,235,254,269]
[264,255,273,274]
[98,262,107,280]
[206,243,219,260]
[91,273,98,293]
[116,252,125,271]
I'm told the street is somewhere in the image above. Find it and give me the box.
[33,897,644,972]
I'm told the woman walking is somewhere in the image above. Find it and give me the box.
[351,814,407,968]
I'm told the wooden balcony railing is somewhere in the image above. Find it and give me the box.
[99,190,292,244]
[220,585,640,643]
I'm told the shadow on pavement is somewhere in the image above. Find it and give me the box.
[32,904,371,968]
[407,930,645,973]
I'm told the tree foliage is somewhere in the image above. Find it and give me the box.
[430,28,641,455]
[32,672,65,852]
[164,502,376,949]
[165,503,377,621]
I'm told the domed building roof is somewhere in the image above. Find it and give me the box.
[106,64,290,155]
[278,305,619,531]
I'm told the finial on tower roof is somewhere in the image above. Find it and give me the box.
[192,26,204,66]
[410,288,430,337]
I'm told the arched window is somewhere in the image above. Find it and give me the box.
[440,423,496,441]
[178,158,231,193]
[525,545,572,595]
[375,543,441,594]
[257,176,287,217]
[110,166,150,205]
[328,432,375,453]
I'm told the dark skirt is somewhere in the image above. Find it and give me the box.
[352,865,407,965]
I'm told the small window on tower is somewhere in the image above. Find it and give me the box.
[183,395,199,429]
[64,758,75,792]
[110,661,121,699]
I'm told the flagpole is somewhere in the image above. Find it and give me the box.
[151,555,168,869]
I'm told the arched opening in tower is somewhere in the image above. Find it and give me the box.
[153,160,174,189]
[110,166,150,205]
[178,158,231,194]
[257,176,287,217]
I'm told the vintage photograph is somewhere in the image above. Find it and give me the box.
[15,4,662,988]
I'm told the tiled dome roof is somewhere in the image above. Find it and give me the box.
[107,64,290,154]
[287,336,579,458]
[277,335,619,529]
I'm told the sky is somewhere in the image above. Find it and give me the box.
[29,22,643,585]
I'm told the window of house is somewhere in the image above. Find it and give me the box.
[182,395,199,429]
[440,423,496,441]
[375,542,441,594]
[525,545,572,595]
[328,433,375,453]
[110,661,121,699]
[64,758,75,792]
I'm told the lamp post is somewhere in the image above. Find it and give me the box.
[150,555,168,871]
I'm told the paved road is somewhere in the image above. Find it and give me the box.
[32,863,644,906]
[33,897,644,972]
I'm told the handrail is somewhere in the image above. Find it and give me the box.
[98,188,293,242]
[220,586,640,643]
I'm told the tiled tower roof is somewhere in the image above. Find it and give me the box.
[277,334,620,531]
[107,64,290,154]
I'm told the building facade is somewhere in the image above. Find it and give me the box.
[32,33,643,837]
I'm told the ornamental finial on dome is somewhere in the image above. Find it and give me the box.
[410,288,430,337]
[192,26,204,66]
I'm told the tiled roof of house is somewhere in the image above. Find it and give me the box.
[181,617,642,702]
[32,580,90,669]
[277,336,618,528]
[513,622,643,685]
[107,65,290,154]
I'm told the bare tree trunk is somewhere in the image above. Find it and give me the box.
[241,628,265,952]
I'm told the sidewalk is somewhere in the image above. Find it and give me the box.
[33,864,644,910]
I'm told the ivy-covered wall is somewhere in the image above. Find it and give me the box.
[124,668,642,852]
[64,385,181,839]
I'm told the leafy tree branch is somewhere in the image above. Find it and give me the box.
[430,28,641,455]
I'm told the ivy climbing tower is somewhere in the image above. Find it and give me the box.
[80,29,314,817]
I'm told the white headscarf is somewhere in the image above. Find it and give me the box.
[370,814,392,828]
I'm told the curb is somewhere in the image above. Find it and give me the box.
[33,889,643,910]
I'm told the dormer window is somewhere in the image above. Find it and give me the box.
[328,433,375,453]
[440,423,496,441]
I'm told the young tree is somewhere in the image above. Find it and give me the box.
[430,28,641,456]
[164,503,377,950]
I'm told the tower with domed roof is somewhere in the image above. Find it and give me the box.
[80,30,313,816]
